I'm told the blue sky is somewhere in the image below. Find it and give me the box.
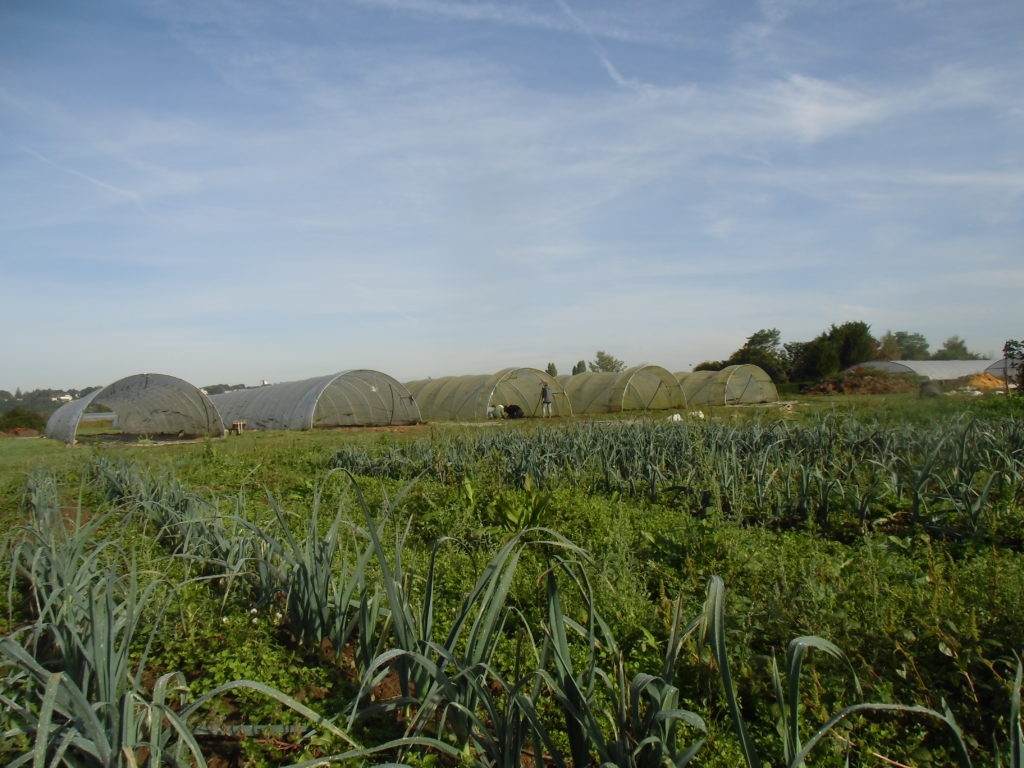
[2,0,1022,391]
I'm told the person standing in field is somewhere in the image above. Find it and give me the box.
[540,382,553,418]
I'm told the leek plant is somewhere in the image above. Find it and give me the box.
[4,467,367,767]
[242,471,383,659]
[353,470,580,715]
[90,457,259,602]
[328,412,1024,542]
[700,576,975,768]
[539,559,707,768]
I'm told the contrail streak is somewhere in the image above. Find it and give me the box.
[20,145,145,210]
[553,0,635,90]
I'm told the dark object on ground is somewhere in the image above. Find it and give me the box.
[505,404,524,419]
[919,380,942,398]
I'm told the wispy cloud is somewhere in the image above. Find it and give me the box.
[347,0,681,45]
[350,0,563,31]
[551,0,640,90]
[18,145,145,210]
[1,0,1021,389]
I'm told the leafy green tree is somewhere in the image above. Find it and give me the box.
[694,360,725,372]
[588,351,626,373]
[572,360,587,375]
[726,328,788,383]
[788,337,841,382]
[931,336,985,360]
[545,362,558,377]
[827,321,875,369]
[878,330,930,360]
[876,331,900,360]
[783,341,808,372]
[1003,339,1024,392]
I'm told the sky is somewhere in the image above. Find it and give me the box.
[2,0,1022,392]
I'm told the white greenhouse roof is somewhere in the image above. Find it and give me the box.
[985,359,1022,381]
[847,360,999,381]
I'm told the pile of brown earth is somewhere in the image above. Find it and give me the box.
[805,370,1008,396]
[954,373,1006,390]
[803,370,919,395]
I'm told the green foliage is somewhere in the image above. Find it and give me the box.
[879,330,931,360]
[734,322,874,384]
[933,335,986,361]
[476,476,554,532]
[1003,339,1024,392]
[827,320,876,368]
[545,362,558,377]
[693,360,725,372]
[572,360,587,375]
[0,388,97,418]
[589,350,627,373]
[1,468,369,768]
[727,328,789,383]
[248,476,379,659]
[539,562,707,767]
[0,406,46,431]
[333,413,1024,545]
[787,337,840,382]
[3,403,1024,767]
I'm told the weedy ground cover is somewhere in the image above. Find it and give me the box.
[1,394,1022,766]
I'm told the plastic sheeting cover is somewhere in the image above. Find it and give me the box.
[676,365,778,406]
[45,373,224,445]
[985,358,1022,382]
[847,360,999,381]
[404,368,569,421]
[209,370,420,430]
[676,371,716,408]
[557,366,684,414]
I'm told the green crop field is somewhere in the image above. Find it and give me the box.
[2,394,1023,767]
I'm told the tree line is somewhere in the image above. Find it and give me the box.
[546,328,1002,388]
[694,324,995,385]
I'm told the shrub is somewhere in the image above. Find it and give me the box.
[0,407,46,432]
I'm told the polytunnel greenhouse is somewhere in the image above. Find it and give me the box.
[986,358,1021,383]
[557,366,684,415]
[675,364,778,407]
[209,370,420,431]
[403,368,569,421]
[45,373,225,445]
[848,360,998,381]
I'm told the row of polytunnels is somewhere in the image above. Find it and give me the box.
[44,365,779,444]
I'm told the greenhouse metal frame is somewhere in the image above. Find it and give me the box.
[557,365,684,415]
[45,373,225,445]
[985,358,1022,383]
[675,364,778,407]
[403,368,570,421]
[209,370,421,431]
[847,360,999,381]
